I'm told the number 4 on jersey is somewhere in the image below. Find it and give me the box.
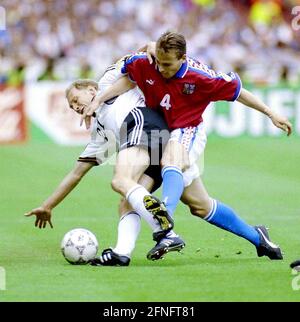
[160,94,171,110]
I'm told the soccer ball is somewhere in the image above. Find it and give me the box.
[61,228,98,264]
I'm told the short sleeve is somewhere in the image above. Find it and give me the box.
[78,141,107,165]
[204,72,242,102]
[121,53,148,83]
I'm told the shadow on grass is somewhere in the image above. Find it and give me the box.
[131,255,261,268]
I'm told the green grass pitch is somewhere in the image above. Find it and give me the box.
[0,134,299,302]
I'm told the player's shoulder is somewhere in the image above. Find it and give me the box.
[103,54,131,74]
[121,52,149,74]
[186,57,217,79]
[124,52,148,65]
[186,56,238,83]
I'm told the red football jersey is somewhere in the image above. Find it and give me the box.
[121,53,242,130]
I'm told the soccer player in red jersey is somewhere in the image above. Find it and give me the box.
[82,31,292,260]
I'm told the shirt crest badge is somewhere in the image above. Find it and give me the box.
[182,83,196,94]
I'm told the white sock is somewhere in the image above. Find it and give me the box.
[126,184,161,232]
[113,212,141,257]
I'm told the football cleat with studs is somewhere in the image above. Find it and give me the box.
[89,248,130,266]
[143,195,174,231]
[147,231,185,261]
[254,225,283,260]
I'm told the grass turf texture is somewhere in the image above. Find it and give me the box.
[0,135,299,302]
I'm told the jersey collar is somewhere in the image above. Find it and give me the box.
[174,60,188,78]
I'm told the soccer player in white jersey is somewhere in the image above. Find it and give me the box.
[25,59,185,266]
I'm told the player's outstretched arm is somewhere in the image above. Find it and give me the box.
[24,161,94,228]
[237,88,292,136]
[80,76,135,129]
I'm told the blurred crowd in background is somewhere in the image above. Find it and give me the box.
[0,0,299,86]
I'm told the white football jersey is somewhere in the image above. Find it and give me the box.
[79,61,145,165]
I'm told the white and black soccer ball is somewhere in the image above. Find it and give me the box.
[61,228,98,264]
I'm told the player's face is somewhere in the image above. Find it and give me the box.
[68,86,97,114]
[155,49,186,79]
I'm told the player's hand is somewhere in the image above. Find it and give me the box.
[80,97,101,129]
[80,109,92,130]
[24,207,53,229]
[269,113,293,136]
[145,41,156,64]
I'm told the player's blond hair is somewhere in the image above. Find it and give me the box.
[65,79,98,104]
[157,31,186,59]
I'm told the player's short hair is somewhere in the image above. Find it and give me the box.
[156,31,186,59]
[65,79,98,105]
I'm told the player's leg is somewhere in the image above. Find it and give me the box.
[145,125,206,260]
[143,129,192,219]
[111,145,150,196]
[143,165,185,260]
[113,173,162,257]
[149,126,203,218]
[180,176,211,218]
[170,124,263,252]
[159,137,187,216]
[91,173,180,265]
[111,106,153,198]
[111,146,173,231]
[112,146,161,228]
[90,174,156,266]
[89,201,138,266]
[181,177,261,242]
[112,198,141,259]
[113,107,173,231]
[181,177,283,260]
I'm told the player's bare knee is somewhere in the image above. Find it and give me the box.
[189,199,212,218]
[160,158,183,171]
[161,140,189,171]
[160,155,189,172]
[190,208,205,218]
